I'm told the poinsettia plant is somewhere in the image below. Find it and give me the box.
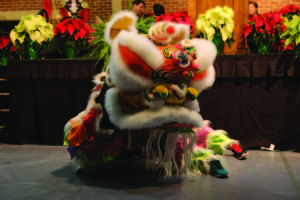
[280,15,300,57]
[10,14,53,57]
[278,4,300,21]
[54,18,91,57]
[156,11,195,35]
[0,36,17,53]
[243,12,287,53]
[196,6,234,52]
[0,36,18,65]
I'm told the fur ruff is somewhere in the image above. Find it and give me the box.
[85,90,102,113]
[92,72,106,85]
[105,88,204,129]
[104,62,114,87]
[182,100,200,112]
[192,38,217,71]
[189,65,216,93]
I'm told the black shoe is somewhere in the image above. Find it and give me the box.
[231,144,248,160]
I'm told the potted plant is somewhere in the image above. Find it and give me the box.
[136,15,156,35]
[10,14,54,59]
[54,18,91,58]
[196,6,234,55]
[280,15,300,57]
[243,12,286,54]
[278,4,300,21]
[0,36,18,66]
[83,19,111,71]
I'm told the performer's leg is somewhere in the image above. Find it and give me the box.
[206,130,248,159]
[192,148,229,178]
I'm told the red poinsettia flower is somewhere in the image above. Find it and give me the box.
[284,42,295,51]
[265,18,277,36]
[278,17,284,24]
[243,23,252,37]
[156,10,195,34]
[279,5,290,15]
[271,40,285,52]
[273,40,295,52]
[278,4,299,15]
[173,12,182,18]
[290,4,298,13]
[164,15,174,22]
[0,36,17,52]
[280,24,286,32]
[279,40,285,52]
[273,12,280,23]
[0,36,10,50]
[54,18,91,41]
[255,20,264,34]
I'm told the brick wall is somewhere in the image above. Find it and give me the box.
[122,0,188,14]
[249,0,300,14]
[0,0,112,24]
[0,0,42,11]
[122,0,300,16]
[1,0,300,24]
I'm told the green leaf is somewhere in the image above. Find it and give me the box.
[253,36,260,47]
[269,37,276,45]
[296,34,300,45]
[15,24,26,33]
[18,33,26,44]
[262,31,267,39]
[285,36,294,46]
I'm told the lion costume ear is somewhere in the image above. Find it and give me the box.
[104,11,138,45]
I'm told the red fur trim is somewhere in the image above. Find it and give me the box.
[119,45,154,78]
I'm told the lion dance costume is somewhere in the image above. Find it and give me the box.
[63,11,247,178]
